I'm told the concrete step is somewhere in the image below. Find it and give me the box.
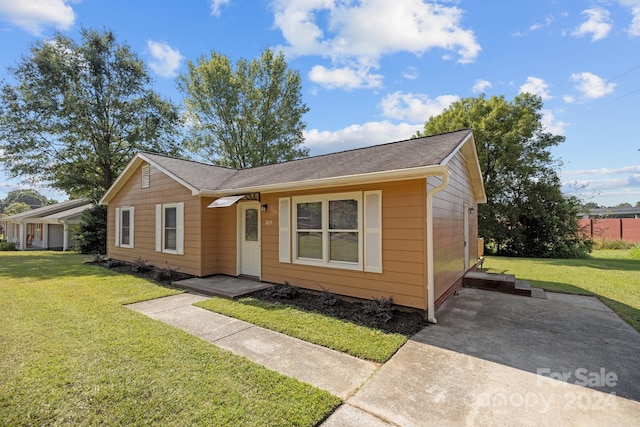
[463,271,532,297]
[514,280,532,296]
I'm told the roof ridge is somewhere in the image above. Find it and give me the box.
[139,151,237,171]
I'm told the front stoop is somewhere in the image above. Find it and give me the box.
[463,271,533,297]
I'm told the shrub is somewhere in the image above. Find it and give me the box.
[73,204,106,254]
[0,240,17,251]
[154,265,180,283]
[363,296,394,323]
[594,239,634,250]
[131,258,153,273]
[318,285,338,307]
[264,281,300,299]
[630,244,640,260]
[105,259,125,269]
[91,253,106,263]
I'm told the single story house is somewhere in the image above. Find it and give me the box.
[2,198,93,250]
[100,129,486,321]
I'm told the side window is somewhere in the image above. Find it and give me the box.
[115,207,135,248]
[164,206,177,250]
[155,202,184,255]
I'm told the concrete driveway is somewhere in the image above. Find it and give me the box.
[325,288,640,426]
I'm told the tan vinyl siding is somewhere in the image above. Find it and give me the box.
[198,198,238,276]
[107,162,204,276]
[261,179,427,310]
[216,203,238,276]
[431,152,479,303]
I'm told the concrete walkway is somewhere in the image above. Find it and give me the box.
[127,293,377,400]
[128,289,640,426]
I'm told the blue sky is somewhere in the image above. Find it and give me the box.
[0,0,639,207]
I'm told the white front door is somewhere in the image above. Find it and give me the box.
[239,203,261,277]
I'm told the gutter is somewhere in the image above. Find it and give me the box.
[426,170,450,323]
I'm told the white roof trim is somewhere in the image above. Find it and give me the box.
[207,195,245,208]
[100,153,201,205]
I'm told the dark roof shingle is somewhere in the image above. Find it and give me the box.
[142,129,472,193]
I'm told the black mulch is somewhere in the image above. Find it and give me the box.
[248,286,428,337]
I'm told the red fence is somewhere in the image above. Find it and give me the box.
[578,218,640,243]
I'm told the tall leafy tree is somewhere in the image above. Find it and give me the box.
[417,93,591,258]
[177,48,309,169]
[0,189,53,213]
[0,28,181,200]
[4,202,31,216]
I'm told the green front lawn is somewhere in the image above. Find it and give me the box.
[484,249,640,331]
[0,252,339,426]
[196,297,407,363]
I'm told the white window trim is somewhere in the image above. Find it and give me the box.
[156,202,184,255]
[292,192,363,271]
[117,206,135,249]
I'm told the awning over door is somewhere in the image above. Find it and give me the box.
[207,195,246,208]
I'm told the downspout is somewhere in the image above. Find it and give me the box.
[426,171,450,323]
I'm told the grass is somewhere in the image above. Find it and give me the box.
[0,252,340,426]
[196,297,407,363]
[484,249,640,332]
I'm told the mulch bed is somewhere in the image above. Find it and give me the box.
[249,285,428,337]
[89,258,428,337]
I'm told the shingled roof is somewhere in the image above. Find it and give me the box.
[101,129,485,203]
[2,198,92,221]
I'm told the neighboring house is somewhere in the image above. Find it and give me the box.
[100,129,486,320]
[577,207,640,219]
[2,199,93,251]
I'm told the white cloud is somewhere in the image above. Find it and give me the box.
[472,79,492,93]
[304,121,423,153]
[541,109,568,135]
[519,76,552,100]
[570,72,616,99]
[562,165,640,176]
[273,0,480,90]
[619,0,640,36]
[0,0,75,35]
[308,64,383,90]
[210,0,230,16]
[402,66,418,80]
[379,91,458,123]
[530,15,554,31]
[572,8,612,41]
[563,95,575,103]
[147,40,184,78]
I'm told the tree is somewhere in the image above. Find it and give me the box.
[4,202,31,216]
[177,48,309,169]
[0,28,181,200]
[72,205,107,254]
[582,202,600,210]
[636,201,640,208]
[0,189,53,213]
[616,202,632,208]
[416,93,591,258]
